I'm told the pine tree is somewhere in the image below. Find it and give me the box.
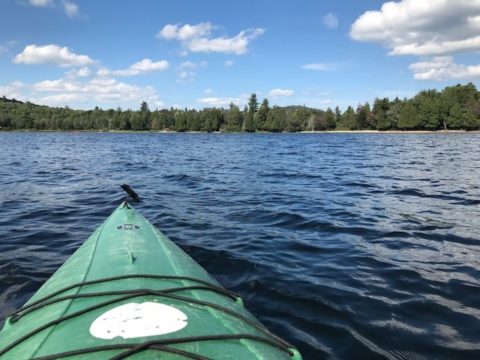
[244,93,258,132]
[225,103,243,131]
[325,108,336,129]
[334,106,341,126]
[373,98,390,130]
[139,101,151,130]
[255,98,270,130]
[339,106,356,130]
[174,110,186,132]
[140,101,149,112]
[356,104,368,129]
[398,100,420,129]
[418,97,440,130]
[464,108,480,130]
[446,103,464,129]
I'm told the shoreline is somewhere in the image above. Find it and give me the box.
[1,129,479,134]
[300,129,480,134]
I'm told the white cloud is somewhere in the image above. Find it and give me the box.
[97,59,170,77]
[39,93,82,104]
[34,78,80,92]
[65,66,91,78]
[0,81,25,100]
[62,0,79,17]
[224,60,234,67]
[97,68,110,77]
[351,1,480,82]
[76,66,90,77]
[323,13,338,29]
[30,76,162,108]
[157,23,212,41]
[27,0,80,17]
[409,56,480,81]
[1,72,164,109]
[29,0,53,6]
[301,63,336,71]
[5,51,167,108]
[13,44,94,67]
[179,60,197,69]
[126,59,169,73]
[112,59,169,76]
[177,70,195,83]
[350,0,480,56]
[176,60,207,82]
[157,22,265,55]
[197,97,243,107]
[389,36,480,57]
[269,88,294,98]
[188,29,265,55]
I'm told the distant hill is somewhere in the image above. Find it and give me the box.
[0,96,25,105]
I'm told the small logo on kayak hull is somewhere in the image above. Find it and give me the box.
[116,224,140,230]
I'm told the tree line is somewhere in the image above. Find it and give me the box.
[1,83,479,132]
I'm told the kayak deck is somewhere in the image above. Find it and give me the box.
[0,203,302,359]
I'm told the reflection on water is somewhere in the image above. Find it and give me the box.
[0,132,479,359]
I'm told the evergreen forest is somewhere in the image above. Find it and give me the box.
[1,83,479,132]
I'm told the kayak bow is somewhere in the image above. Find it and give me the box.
[0,202,302,359]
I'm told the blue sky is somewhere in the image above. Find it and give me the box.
[0,0,479,110]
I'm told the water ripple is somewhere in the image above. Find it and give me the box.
[0,132,480,359]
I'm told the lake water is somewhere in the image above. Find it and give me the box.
[0,132,479,359]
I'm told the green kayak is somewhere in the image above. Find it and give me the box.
[0,201,302,359]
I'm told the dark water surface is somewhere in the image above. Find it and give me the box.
[1,132,479,359]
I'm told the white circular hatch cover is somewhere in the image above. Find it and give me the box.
[89,302,188,339]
